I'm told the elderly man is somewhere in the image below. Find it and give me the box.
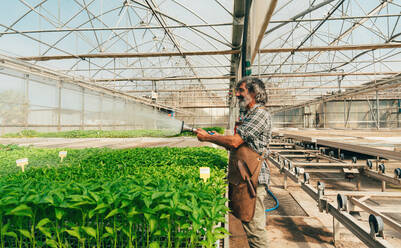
[196,76,272,247]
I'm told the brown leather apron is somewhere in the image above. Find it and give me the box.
[228,144,264,222]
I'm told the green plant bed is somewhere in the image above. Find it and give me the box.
[0,147,229,248]
[1,129,179,138]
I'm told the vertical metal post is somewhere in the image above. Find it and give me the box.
[241,0,251,77]
[323,101,326,128]
[24,74,29,130]
[81,88,85,130]
[345,99,352,128]
[99,93,103,130]
[283,174,288,190]
[397,99,401,128]
[112,96,116,130]
[228,69,239,135]
[258,50,261,77]
[333,216,341,245]
[356,176,361,191]
[366,97,378,128]
[153,107,157,129]
[123,99,126,130]
[344,99,346,128]
[211,108,213,127]
[284,110,286,127]
[376,90,380,129]
[132,102,136,129]
[57,81,62,131]
[228,0,251,134]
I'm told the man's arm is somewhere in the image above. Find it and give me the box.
[195,128,244,150]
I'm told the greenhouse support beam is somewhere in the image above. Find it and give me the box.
[18,43,401,62]
[0,23,233,35]
[58,59,401,72]
[94,71,399,83]
[270,13,401,24]
[122,86,362,91]
[259,43,401,53]
[19,50,240,61]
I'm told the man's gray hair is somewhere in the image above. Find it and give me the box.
[236,77,268,104]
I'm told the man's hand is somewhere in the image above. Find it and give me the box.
[195,128,209,141]
[195,128,244,149]
[207,131,220,136]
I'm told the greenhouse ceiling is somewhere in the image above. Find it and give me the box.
[1,0,401,111]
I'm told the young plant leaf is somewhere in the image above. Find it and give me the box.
[45,239,58,248]
[6,204,33,218]
[105,209,120,219]
[55,208,64,220]
[36,218,51,228]
[105,227,114,235]
[66,227,81,239]
[149,241,160,248]
[38,227,52,238]
[4,231,17,239]
[18,229,32,240]
[81,226,97,238]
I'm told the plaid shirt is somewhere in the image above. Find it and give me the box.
[236,105,272,185]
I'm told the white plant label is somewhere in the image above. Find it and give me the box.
[200,167,210,182]
[16,158,28,172]
[59,151,67,162]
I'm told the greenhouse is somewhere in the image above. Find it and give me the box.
[1,0,401,247]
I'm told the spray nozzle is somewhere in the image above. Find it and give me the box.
[180,121,195,133]
[180,122,216,135]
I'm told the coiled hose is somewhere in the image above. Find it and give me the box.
[265,187,279,212]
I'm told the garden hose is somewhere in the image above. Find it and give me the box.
[265,187,279,212]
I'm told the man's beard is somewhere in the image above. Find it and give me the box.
[238,99,247,111]
[238,95,251,110]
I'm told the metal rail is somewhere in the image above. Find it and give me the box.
[268,136,401,247]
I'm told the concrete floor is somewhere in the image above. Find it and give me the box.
[1,136,401,247]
